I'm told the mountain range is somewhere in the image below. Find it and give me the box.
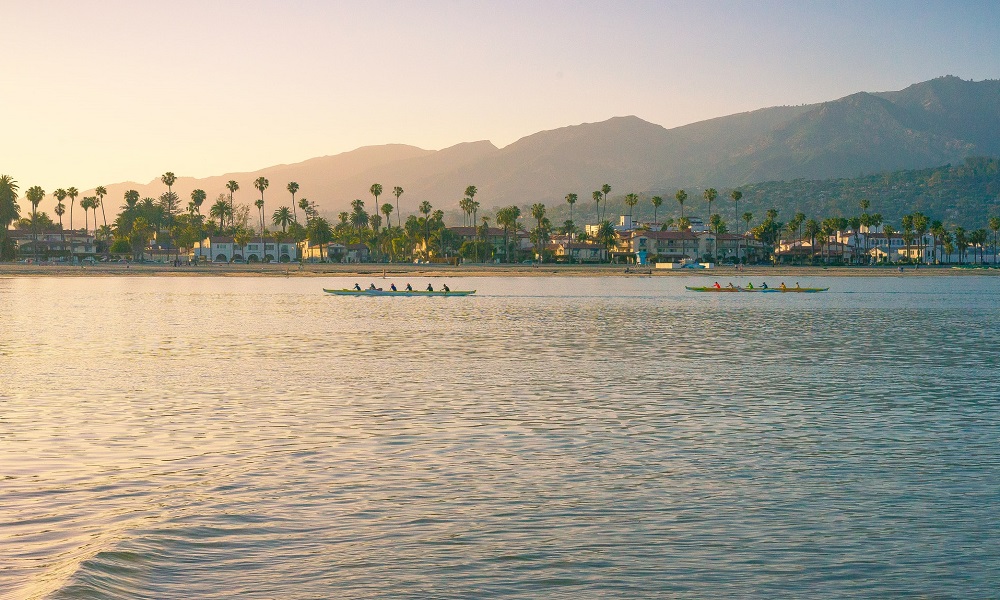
[91,76,1000,218]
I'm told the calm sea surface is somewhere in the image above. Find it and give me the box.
[2,275,999,599]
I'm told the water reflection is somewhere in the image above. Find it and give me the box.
[1,276,998,598]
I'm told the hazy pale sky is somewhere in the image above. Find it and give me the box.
[3,0,999,194]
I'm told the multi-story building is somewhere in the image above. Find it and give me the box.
[191,237,298,262]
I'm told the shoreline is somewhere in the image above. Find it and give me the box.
[2,262,998,278]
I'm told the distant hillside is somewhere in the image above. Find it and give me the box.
[737,156,1000,229]
[82,76,1000,219]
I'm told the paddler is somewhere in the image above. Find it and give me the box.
[443,283,450,292]
[426,283,434,292]
[713,281,721,289]
[779,282,787,290]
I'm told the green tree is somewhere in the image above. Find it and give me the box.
[565,193,578,240]
[592,190,602,224]
[675,189,687,259]
[66,186,78,241]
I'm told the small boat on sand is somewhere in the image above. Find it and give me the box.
[685,286,828,293]
[324,288,476,297]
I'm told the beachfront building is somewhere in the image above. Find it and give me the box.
[191,236,298,263]
[11,230,98,260]
[618,230,766,264]
[547,240,607,262]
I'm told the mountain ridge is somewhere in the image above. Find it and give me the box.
[83,76,1000,218]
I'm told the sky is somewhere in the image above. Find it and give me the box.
[3,0,1000,195]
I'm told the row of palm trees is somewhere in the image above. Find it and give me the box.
[5,171,1000,265]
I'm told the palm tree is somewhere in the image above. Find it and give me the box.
[703,188,718,258]
[380,203,393,231]
[254,198,265,260]
[651,196,663,228]
[675,189,687,259]
[600,184,611,223]
[191,189,207,217]
[233,227,252,263]
[52,188,68,255]
[254,177,269,258]
[369,183,383,230]
[882,223,896,264]
[226,180,240,222]
[496,205,521,263]
[92,185,108,234]
[565,193,577,239]
[392,186,404,227]
[272,206,293,233]
[161,172,176,195]
[272,206,293,261]
[66,186,78,242]
[592,190,602,224]
[298,197,311,225]
[25,186,45,261]
[1,176,22,257]
[210,198,230,231]
[624,193,638,225]
[286,182,300,223]
[990,216,1000,265]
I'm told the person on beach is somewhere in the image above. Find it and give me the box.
[405,283,413,291]
[443,283,450,292]
[713,281,721,289]
[426,283,434,292]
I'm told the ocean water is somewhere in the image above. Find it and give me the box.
[1,275,999,599]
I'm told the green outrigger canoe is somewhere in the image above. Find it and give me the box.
[324,288,476,297]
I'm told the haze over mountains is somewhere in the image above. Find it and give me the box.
[94,76,1000,217]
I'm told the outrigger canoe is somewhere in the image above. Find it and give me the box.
[324,288,476,297]
[685,286,828,293]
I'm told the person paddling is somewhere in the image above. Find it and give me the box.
[353,283,361,291]
[746,282,754,289]
[426,283,434,292]
[442,283,450,292]
[390,283,397,291]
[713,281,721,289]
[405,283,413,291]
[761,282,768,289]
[779,282,787,290]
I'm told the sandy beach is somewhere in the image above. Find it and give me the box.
[2,262,997,278]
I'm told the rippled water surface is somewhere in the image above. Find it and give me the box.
[2,275,999,598]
